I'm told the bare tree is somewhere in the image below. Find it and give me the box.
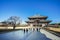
[7,16,20,29]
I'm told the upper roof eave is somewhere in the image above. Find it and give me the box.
[28,14,48,19]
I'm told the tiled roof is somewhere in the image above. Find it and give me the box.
[28,14,48,19]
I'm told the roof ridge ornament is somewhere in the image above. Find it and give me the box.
[34,13,41,17]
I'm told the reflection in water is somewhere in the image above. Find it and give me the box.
[26,30,51,40]
[23,29,28,34]
[0,29,51,40]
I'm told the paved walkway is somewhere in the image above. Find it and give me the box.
[40,29,60,40]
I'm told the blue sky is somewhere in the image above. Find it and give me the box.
[0,0,60,24]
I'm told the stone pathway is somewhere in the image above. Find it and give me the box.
[40,29,60,40]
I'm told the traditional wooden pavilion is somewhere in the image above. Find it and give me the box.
[26,14,51,27]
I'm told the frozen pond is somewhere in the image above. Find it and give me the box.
[0,29,52,40]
